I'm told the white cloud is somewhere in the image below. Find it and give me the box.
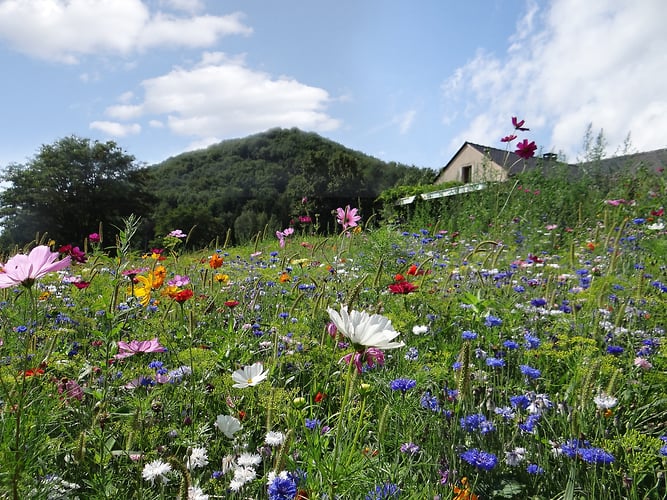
[102,52,340,143]
[441,0,667,160]
[0,0,252,63]
[159,0,204,13]
[396,110,416,135]
[90,121,141,137]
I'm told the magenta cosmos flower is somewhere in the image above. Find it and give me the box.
[515,139,537,159]
[115,338,167,359]
[0,245,71,289]
[336,205,361,230]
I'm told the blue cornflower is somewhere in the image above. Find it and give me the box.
[632,218,645,224]
[530,298,547,307]
[526,464,544,474]
[404,347,419,361]
[503,340,519,350]
[365,482,400,500]
[513,285,526,293]
[606,345,624,355]
[519,414,541,433]
[577,447,615,464]
[519,365,541,379]
[460,448,498,471]
[305,418,321,430]
[400,442,420,455]
[452,361,462,371]
[660,445,667,457]
[267,472,298,500]
[390,378,417,393]
[460,413,494,433]
[510,394,531,409]
[484,315,502,327]
[420,391,441,413]
[494,406,516,420]
[148,360,164,370]
[486,357,505,368]
[524,333,541,349]
[461,330,478,340]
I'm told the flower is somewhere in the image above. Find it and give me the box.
[390,378,416,393]
[236,452,262,467]
[336,205,362,230]
[187,485,209,500]
[327,306,405,350]
[185,447,208,470]
[412,325,428,335]
[593,392,618,410]
[340,347,385,373]
[501,134,518,142]
[267,471,298,500]
[142,459,172,485]
[388,281,418,294]
[365,482,400,499]
[215,414,242,439]
[170,288,194,303]
[511,116,530,131]
[265,430,285,446]
[209,253,224,269]
[460,448,498,471]
[88,232,101,243]
[519,364,541,380]
[276,228,294,247]
[526,464,544,474]
[231,362,268,388]
[168,229,187,238]
[515,139,537,159]
[505,447,527,466]
[114,338,167,360]
[0,245,71,289]
[224,300,240,308]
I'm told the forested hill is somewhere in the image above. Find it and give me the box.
[146,128,434,246]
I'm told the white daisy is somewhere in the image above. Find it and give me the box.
[327,306,404,349]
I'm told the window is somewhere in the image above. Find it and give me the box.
[461,165,472,184]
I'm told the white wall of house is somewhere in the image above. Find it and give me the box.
[435,144,508,184]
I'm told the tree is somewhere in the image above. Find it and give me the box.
[0,136,153,248]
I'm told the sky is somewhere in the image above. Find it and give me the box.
[1,0,665,172]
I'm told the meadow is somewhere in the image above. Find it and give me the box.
[0,164,665,499]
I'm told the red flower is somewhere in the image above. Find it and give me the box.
[394,273,405,282]
[388,281,418,294]
[224,300,239,308]
[515,139,537,159]
[651,208,664,216]
[501,134,517,142]
[315,392,326,403]
[172,289,194,303]
[407,264,429,276]
[511,116,530,131]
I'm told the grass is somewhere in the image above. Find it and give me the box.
[0,166,665,499]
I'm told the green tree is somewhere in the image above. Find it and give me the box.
[0,136,152,248]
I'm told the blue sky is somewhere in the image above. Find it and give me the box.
[1,0,665,171]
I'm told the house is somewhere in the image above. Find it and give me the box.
[396,141,665,205]
[434,141,552,185]
[435,141,667,186]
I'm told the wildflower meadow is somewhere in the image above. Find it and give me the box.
[0,136,666,499]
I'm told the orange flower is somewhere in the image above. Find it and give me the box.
[152,265,167,289]
[586,242,596,251]
[452,478,478,500]
[279,272,291,283]
[209,254,224,269]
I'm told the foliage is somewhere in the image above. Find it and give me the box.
[0,136,153,250]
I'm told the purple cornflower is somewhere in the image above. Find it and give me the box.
[400,442,420,455]
[460,448,498,471]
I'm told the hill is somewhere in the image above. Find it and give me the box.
[146,128,434,246]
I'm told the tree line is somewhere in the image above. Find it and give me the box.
[0,128,434,251]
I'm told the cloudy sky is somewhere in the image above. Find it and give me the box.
[0,0,665,170]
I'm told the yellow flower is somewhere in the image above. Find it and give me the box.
[214,273,230,284]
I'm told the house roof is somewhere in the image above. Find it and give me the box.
[439,141,667,178]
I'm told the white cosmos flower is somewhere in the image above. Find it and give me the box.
[215,414,242,439]
[327,306,405,349]
[231,362,268,388]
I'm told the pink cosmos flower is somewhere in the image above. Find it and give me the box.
[512,116,530,131]
[515,139,537,159]
[168,229,187,238]
[114,338,167,359]
[276,227,294,248]
[605,199,627,206]
[336,205,362,230]
[0,245,71,289]
[88,233,101,243]
[340,347,385,374]
[501,134,517,143]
